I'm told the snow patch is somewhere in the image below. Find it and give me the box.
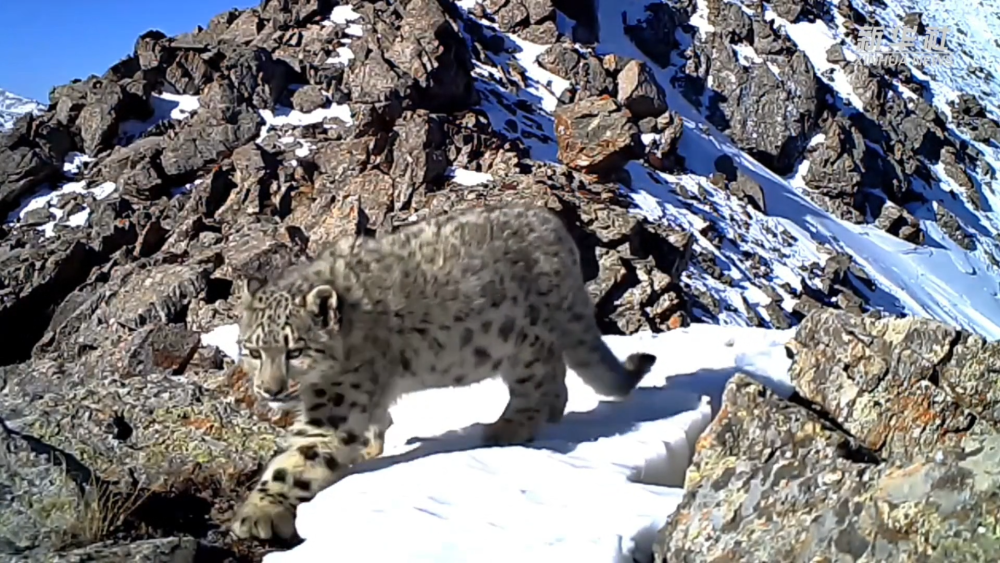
[326,46,355,66]
[62,152,95,176]
[118,92,201,143]
[4,180,118,238]
[329,5,361,24]
[446,167,493,186]
[506,35,571,113]
[200,324,242,362]
[257,104,354,141]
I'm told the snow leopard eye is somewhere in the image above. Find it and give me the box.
[287,349,303,360]
[246,348,262,360]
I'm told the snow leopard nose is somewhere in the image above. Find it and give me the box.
[255,380,287,399]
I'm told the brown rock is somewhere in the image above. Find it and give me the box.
[554,96,642,175]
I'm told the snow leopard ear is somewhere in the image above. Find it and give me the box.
[304,284,341,330]
[242,276,267,298]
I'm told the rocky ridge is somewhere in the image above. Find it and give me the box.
[0,0,998,560]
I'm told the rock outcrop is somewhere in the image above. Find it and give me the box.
[655,308,1000,562]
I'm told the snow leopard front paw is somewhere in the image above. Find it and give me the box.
[231,491,297,541]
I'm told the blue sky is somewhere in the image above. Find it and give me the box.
[0,1,258,102]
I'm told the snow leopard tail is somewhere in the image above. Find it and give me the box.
[559,292,657,399]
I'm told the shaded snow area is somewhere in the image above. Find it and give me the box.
[199,323,794,563]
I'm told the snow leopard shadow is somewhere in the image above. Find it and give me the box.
[345,367,741,479]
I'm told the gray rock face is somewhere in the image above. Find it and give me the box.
[655,309,1000,562]
[695,32,822,176]
[616,60,667,120]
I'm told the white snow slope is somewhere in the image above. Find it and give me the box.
[0,88,44,131]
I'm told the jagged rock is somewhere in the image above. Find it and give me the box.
[94,137,169,200]
[726,171,766,213]
[951,93,1000,144]
[934,203,976,250]
[690,31,822,175]
[537,45,615,101]
[388,110,449,201]
[644,110,685,172]
[33,537,201,563]
[260,0,334,28]
[902,12,927,36]
[654,309,1000,562]
[802,116,867,222]
[484,0,554,34]
[938,146,977,201]
[845,61,888,112]
[874,201,924,244]
[76,79,154,155]
[715,1,752,43]
[825,42,847,65]
[291,84,326,113]
[0,147,62,218]
[537,43,581,80]
[616,60,667,120]
[554,96,642,175]
[158,106,261,181]
[769,0,826,23]
[342,0,477,112]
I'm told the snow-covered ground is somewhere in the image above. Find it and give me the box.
[200,323,794,563]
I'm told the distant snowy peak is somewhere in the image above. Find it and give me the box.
[0,88,45,131]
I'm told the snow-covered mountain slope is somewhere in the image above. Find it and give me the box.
[456,0,1000,338]
[0,88,44,131]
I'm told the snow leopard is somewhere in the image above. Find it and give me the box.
[231,204,658,540]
